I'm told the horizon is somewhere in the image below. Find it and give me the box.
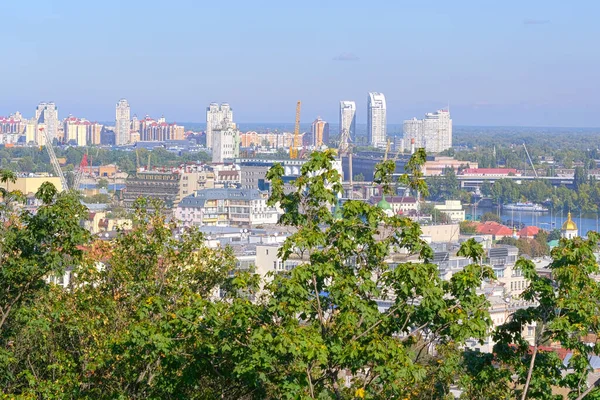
[2,0,599,127]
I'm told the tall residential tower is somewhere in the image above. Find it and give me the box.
[367,93,386,148]
[339,101,356,143]
[115,99,131,145]
[206,103,233,149]
[311,117,329,147]
[403,109,452,154]
[35,102,59,142]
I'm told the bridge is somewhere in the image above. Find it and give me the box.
[339,174,575,199]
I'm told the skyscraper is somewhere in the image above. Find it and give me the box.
[367,93,386,148]
[212,119,240,163]
[206,103,234,149]
[115,99,131,146]
[403,109,452,154]
[35,102,59,142]
[339,101,356,143]
[311,117,329,147]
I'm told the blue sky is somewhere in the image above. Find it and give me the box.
[0,0,598,127]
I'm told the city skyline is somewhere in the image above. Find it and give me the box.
[1,1,599,127]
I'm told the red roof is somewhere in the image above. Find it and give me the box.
[475,221,513,236]
[519,226,540,238]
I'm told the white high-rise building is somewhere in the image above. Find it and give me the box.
[339,101,356,142]
[206,103,234,149]
[212,119,240,163]
[367,93,386,148]
[403,109,452,154]
[115,99,131,146]
[35,102,59,142]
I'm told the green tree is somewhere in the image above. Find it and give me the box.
[465,233,600,399]
[460,220,478,235]
[97,178,109,189]
[481,212,501,223]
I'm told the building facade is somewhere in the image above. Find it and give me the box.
[0,112,25,134]
[176,188,280,227]
[339,101,356,142]
[240,131,304,149]
[311,117,329,147]
[367,92,386,148]
[212,120,240,163]
[403,109,452,154]
[35,102,59,142]
[206,103,233,149]
[139,116,185,141]
[115,99,131,145]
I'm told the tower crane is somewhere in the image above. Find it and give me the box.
[39,127,68,191]
[39,127,87,192]
[289,101,301,159]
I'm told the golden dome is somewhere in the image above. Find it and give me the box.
[562,212,578,231]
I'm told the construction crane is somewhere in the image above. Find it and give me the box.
[72,153,88,192]
[523,143,538,178]
[39,127,88,192]
[289,101,301,159]
[39,127,68,191]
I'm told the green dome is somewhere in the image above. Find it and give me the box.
[377,195,392,211]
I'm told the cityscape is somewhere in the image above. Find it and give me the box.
[2,1,600,399]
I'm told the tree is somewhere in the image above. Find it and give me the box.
[464,233,600,399]
[460,220,478,235]
[353,173,365,182]
[244,149,493,397]
[97,178,109,189]
[480,180,492,197]
[481,212,501,223]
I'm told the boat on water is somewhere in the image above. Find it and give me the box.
[503,202,549,212]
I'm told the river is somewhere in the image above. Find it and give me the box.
[469,206,600,236]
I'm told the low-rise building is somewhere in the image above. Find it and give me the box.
[423,156,478,176]
[176,188,280,227]
[1,174,64,195]
[434,200,465,222]
[369,195,419,215]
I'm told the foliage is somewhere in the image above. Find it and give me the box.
[480,212,501,223]
[465,233,600,399]
[460,220,478,235]
[420,202,451,224]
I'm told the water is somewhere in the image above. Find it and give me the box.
[470,206,600,235]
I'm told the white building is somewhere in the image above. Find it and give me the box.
[212,120,240,163]
[115,99,131,145]
[434,200,465,222]
[206,103,234,149]
[403,109,452,154]
[35,102,59,142]
[367,92,386,148]
[176,188,280,227]
[339,100,356,142]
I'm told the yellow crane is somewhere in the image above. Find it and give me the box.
[289,101,301,159]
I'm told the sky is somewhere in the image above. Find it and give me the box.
[0,0,598,127]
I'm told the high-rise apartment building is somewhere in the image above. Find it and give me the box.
[403,109,452,154]
[62,116,103,146]
[367,93,386,148]
[212,119,240,163]
[115,99,131,145]
[139,116,185,141]
[311,117,329,147]
[206,103,233,149]
[35,102,59,142]
[339,101,356,142]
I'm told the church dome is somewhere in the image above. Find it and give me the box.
[562,212,578,231]
[377,195,392,211]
